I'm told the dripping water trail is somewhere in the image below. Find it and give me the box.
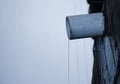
[68,40,70,84]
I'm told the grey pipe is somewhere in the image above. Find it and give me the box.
[66,13,104,40]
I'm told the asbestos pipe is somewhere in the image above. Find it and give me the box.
[66,13,104,40]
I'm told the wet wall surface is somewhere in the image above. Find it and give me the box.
[92,0,120,84]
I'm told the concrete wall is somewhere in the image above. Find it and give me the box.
[92,0,120,84]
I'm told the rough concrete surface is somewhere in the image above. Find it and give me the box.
[92,0,120,84]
